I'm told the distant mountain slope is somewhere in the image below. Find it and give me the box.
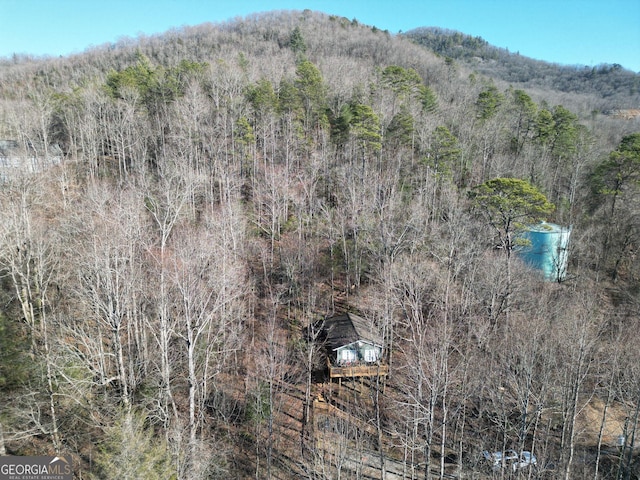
[404,27,640,109]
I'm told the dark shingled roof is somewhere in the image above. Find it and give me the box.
[322,313,383,351]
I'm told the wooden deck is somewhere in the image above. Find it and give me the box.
[327,359,389,378]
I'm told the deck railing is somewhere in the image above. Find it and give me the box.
[327,358,389,378]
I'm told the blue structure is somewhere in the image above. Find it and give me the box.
[517,222,571,281]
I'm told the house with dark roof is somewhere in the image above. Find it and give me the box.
[314,312,388,379]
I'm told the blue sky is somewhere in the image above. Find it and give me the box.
[1,0,639,72]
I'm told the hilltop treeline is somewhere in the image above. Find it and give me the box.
[405,26,640,110]
[0,10,639,479]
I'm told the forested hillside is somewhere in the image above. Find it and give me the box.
[1,10,640,479]
[404,27,640,111]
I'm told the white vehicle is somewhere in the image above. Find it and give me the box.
[483,449,537,471]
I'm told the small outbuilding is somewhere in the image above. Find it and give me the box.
[314,312,388,379]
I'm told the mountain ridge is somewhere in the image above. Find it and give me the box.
[404,26,640,110]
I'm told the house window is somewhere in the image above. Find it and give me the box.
[363,348,379,363]
[339,349,357,365]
